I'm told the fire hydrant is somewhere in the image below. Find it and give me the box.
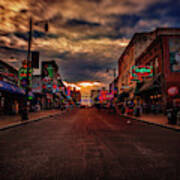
[177,111,180,126]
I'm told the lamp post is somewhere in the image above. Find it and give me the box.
[21,17,32,120]
[21,17,48,120]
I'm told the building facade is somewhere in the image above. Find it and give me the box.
[118,32,155,98]
[41,60,66,109]
[135,34,180,111]
[118,28,180,103]
[0,60,25,115]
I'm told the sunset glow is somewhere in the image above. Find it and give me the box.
[78,82,102,87]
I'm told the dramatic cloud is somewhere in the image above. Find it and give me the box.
[0,0,180,84]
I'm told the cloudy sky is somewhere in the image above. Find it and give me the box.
[0,0,180,84]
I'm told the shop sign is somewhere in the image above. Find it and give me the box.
[41,62,59,93]
[32,76,42,93]
[121,85,130,89]
[167,86,179,96]
[98,90,114,101]
[131,65,153,82]
[42,64,54,79]
[47,93,53,100]
[0,68,18,85]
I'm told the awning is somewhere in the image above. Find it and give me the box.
[138,79,160,93]
[0,81,25,95]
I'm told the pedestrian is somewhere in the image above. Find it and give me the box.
[135,101,141,117]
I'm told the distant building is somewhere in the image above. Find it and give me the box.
[71,88,81,105]
[40,60,65,109]
[91,89,101,105]
[28,60,67,110]
[109,77,119,96]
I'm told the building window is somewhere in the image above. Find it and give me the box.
[169,38,180,72]
[154,57,159,75]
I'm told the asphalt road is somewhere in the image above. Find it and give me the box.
[0,108,180,180]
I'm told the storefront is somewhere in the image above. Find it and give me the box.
[0,81,25,115]
[136,80,163,113]
[0,59,25,115]
[134,35,180,116]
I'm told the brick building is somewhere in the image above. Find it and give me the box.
[118,28,180,103]
[118,32,154,98]
[135,34,180,111]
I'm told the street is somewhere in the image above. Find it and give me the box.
[0,108,180,180]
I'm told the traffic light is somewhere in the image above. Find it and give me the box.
[31,51,39,68]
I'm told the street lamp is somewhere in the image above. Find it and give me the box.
[21,17,48,120]
[21,17,32,120]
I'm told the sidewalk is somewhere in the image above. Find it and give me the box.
[115,107,180,131]
[0,109,63,131]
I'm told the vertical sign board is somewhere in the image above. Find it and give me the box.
[42,62,54,93]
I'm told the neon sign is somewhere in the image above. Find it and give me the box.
[18,67,33,88]
[168,86,179,96]
[131,65,153,82]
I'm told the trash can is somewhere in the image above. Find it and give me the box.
[176,110,180,126]
[167,108,176,125]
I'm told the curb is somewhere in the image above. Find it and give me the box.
[0,112,63,131]
[119,114,180,132]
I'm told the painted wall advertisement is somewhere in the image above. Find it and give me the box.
[169,38,180,72]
